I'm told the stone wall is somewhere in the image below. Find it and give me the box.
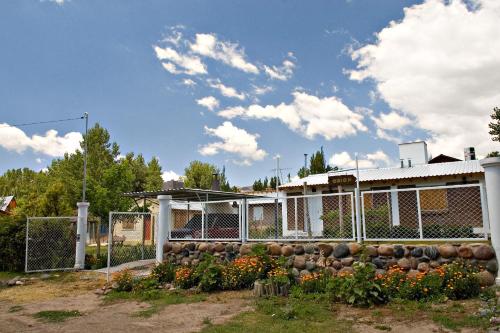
[163,241,498,286]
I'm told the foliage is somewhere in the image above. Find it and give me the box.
[133,277,160,292]
[0,215,26,271]
[222,256,264,290]
[299,272,330,294]
[297,147,338,179]
[33,310,81,323]
[192,253,224,292]
[151,262,176,284]
[112,269,135,292]
[183,161,217,189]
[174,267,196,289]
[442,261,480,300]
[487,151,499,157]
[330,262,388,307]
[267,267,290,286]
[489,106,500,141]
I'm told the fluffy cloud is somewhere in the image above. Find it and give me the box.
[252,85,274,95]
[218,91,367,140]
[264,59,295,81]
[372,111,411,131]
[0,123,82,157]
[190,33,259,74]
[199,121,267,165]
[329,150,390,169]
[154,46,207,75]
[162,170,181,181]
[208,79,246,100]
[182,78,196,86]
[196,96,219,111]
[349,0,500,157]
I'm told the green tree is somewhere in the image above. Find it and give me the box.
[146,157,163,191]
[489,107,500,142]
[487,151,499,157]
[269,176,281,189]
[183,161,217,189]
[297,147,337,178]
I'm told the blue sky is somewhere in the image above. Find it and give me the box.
[1,0,499,186]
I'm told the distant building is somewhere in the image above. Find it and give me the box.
[0,196,16,215]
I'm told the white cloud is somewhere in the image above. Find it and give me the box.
[264,58,295,81]
[196,96,219,111]
[36,158,42,164]
[329,150,390,169]
[199,121,267,165]
[372,111,412,131]
[349,0,500,157]
[45,0,66,4]
[218,91,367,140]
[252,85,274,96]
[154,46,207,75]
[0,123,82,157]
[208,79,246,100]
[182,78,196,86]
[162,170,181,181]
[190,33,259,74]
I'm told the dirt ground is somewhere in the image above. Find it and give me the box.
[0,272,490,333]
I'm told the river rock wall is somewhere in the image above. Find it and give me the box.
[162,242,498,286]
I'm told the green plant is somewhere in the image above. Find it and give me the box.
[331,262,388,307]
[133,277,159,292]
[33,310,81,323]
[221,255,263,290]
[174,267,196,289]
[397,271,443,301]
[299,272,331,294]
[442,261,480,300]
[151,261,176,284]
[112,269,135,292]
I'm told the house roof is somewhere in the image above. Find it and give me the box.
[279,160,483,189]
[0,196,14,212]
[123,188,264,202]
[428,154,461,164]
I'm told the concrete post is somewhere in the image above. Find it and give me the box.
[480,157,500,283]
[156,195,172,263]
[75,202,89,269]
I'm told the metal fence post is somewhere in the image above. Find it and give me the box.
[107,212,112,283]
[156,195,171,263]
[75,202,89,270]
[294,197,298,240]
[25,218,30,273]
[416,189,424,239]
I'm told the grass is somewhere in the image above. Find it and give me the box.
[33,310,81,323]
[104,289,208,318]
[431,313,489,332]
[201,294,354,333]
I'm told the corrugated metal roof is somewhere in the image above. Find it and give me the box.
[279,160,483,188]
[0,196,14,212]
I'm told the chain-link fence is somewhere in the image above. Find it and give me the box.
[246,193,355,241]
[25,217,77,273]
[169,200,242,241]
[107,212,157,271]
[361,184,488,241]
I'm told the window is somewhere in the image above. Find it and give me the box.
[419,189,448,211]
[121,219,136,231]
[253,206,264,221]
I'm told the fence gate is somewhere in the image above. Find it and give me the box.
[107,212,157,279]
[25,217,78,273]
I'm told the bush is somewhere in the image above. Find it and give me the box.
[299,272,330,294]
[174,267,196,289]
[133,277,159,292]
[0,215,26,272]
[267,267,290,286]
[398,271,443,301]
[222,255,264,290]
[151,262,176,284]
[193,254,223,292]
[112,269,135,292]
[330,262,388,307]
[442,261,480,300]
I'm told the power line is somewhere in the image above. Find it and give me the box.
[0,116,84,129]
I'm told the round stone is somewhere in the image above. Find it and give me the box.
[424,246,440,260]
[268,243,282,256]
[239,244,252,255]
[332,260,342,270]
[387,258,398,269]
[393,245,405,258]
[291,268,300,277]
[478,270,496,287]
[304,244,316,254]
[417,262,430,273]
[429,260,440,268]
[378,245,394,257]
[225,244,234,253]
[198,243,209,252]
[185,242,196,251]
[458,245,473,258]
[333,243,350,258]
[318,243,334,257]
[305,261,316,271]
[294,256,307,270]
[375,269,387,277]
[299,269,310,277]
[172,243,182,254]
[294,245,305,255]
[397,258,411,270]
[486,259,498,274]
[409,258,418,270]
[472,245,495,260]
[341,257,354,267]
[407,270,419,279]
[438,244,457,258]
[325,267,337,276]
[366,246,378,257]
[348,242,362,255]
[338,267,354,275]
[411,247,423,257]
[372,257,386,269]
[281,245,294,257]
[163,242,173,253]
[181,257,191,266]
[213,243,225,252]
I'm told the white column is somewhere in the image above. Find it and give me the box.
[480,157,500,283]
[75,202,89,269]
[390,186,400,226]
[156,195,172,263]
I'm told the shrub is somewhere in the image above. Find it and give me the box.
[174,267,196,289]
[267,267,290,286]
[222,256,264,290]
[112,269,135,292]
[397,271,443,301]
[151,262,176,284]
[0,215,28,272]
[133,277,159,292]
[331,262,388,307]
[300,272,330,293]
[442,261,480,300]
[193,253,223,292]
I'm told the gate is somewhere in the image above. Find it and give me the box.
[107,212,157,279]
[25,217,78,273]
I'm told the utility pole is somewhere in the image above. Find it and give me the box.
[82,112,89,202]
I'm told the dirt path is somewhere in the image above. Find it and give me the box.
[0,288,252,333]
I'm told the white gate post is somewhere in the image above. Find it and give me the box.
[156,195,172,263]
[480,157,500,284]
[75,202,89,269]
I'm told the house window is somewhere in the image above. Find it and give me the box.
[253,206,264,221]
[419,189,448,211]
[121,220,136,231]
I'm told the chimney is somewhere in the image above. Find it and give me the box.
[211,172,220,191]
[464,147,476,161]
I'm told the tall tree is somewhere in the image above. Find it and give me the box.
[145,157,163,191]
[183,161,217,189]
[297,147,335,178]
[490,107,500,142]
